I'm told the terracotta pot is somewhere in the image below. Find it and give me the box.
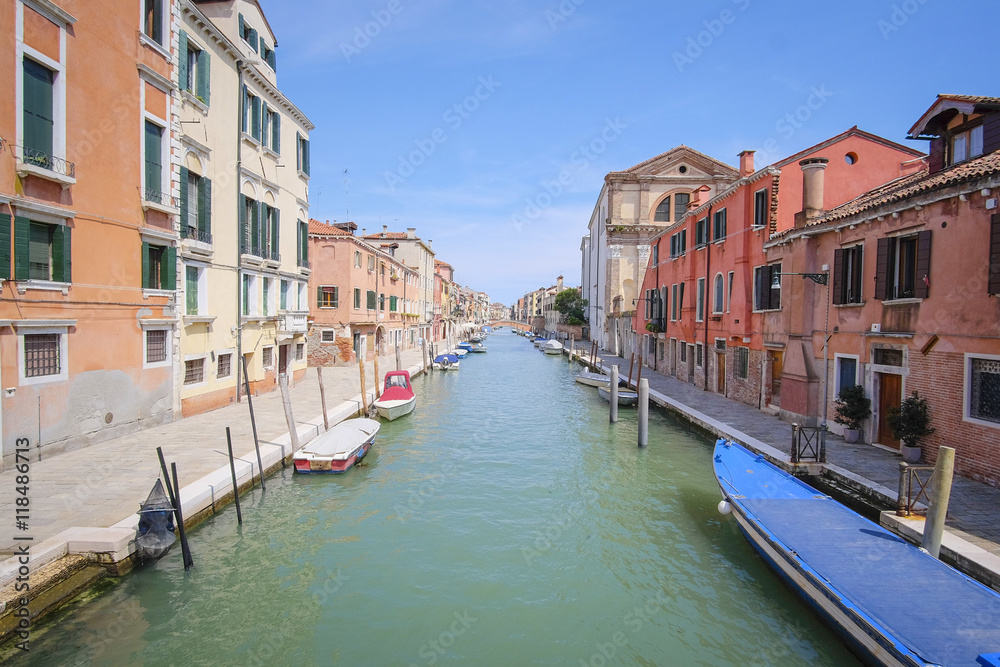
[844,428,860,444]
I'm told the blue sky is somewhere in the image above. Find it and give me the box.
[264,0,995,305]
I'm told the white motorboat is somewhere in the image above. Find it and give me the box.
[575,371,611,387]
[432,353,460,370]
[373,371,416,421]
[542,340,563,355]
[451,348,468,358]
[293,417,380,473]
[598,385,639,406]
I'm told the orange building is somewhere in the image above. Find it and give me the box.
[0,0,180,466]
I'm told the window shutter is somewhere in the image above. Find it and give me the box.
[990,214,1000,295]
[251,200,260,251]
[14,216,30,281]
[238,13,245,39]
[983,114,1000,155]
[186,266,198,314]
[272,114,280,153]
[261,101,269,145]
[914,230,932,299]
[0,213,10,279]
[317,286,323,307]
[832,248,845,305]
[242,85,249,133]
[197,48,210,105]
[52,224,70,283]
[874,237,891,301]
[768,264,781,310]
[296,133,301,171]
[679,282,685,313]
[179,166,189,230]
[268,48,277,71]
[272,208,280,256]
[144,122,162,198]
[163,246,176,290]
[250,28,258,53]
[141,241,150,289]
[251,96,261,141]
[304,138,310,176]
[178,31,189,91]
[239,194,247,252]
[928,138,944,173]
[200,177,212,236]
[23,59,54,158]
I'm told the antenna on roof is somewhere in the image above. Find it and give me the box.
[344,169,350,222]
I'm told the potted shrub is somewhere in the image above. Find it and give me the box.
[833,384,871,444]
[645,322,662,333]
[888,391,936,463]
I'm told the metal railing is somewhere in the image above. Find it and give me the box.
[141,187,178,208]
[297,257,311,269]
[896,462,934,517]
[240,242,279,262]
[18,145,76,178]
[790,423,826,463]
[182,226,213,244]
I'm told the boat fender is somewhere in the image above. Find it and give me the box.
[717,500,733,515]
[441,358,451,369]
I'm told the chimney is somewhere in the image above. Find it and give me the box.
[689,185,711,209]
[427,239,433,249]
[557,275,564,292]
[796,157,829,227]
[738,150,755,177]
[383,224,388,234]
[362,228,367,236]
[407,227,416,239]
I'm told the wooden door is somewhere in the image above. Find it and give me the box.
[278,344,288,375]
[877,373,902,449]
[769,351,784,406]
[716,352,726,395]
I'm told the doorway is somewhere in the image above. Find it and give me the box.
[716,352,726,395]
[768,350,784,406]
[876,373,902,449]
[278,344,289,375]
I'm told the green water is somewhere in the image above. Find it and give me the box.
[8,332,861,666]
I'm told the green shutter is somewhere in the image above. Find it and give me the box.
[251,96,261,141]
[304,138,310,176]
[200,177,211,237]
[249,27,258,53]
[239,194,247,251]
[296,133,301,171]
[242,275,249,316]
[238,13,245,39]
[163,246,176,290]
[197,48,210,105]
[271,208,279,257]
[242,85,249,133]
[0,213,10,279]
[261,101,269,146]
[51,225,70,283]
[250,200,259,251]
[186,265,198,315]
[141,241,151,289]
[14,217,30,281]
[144,121,162,199]
[178,31,189,91]
[179,166,189,231]
[23,59,54,160]
[317,286,323,307]
[272,114,280,153]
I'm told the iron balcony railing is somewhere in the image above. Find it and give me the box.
[297,257,311,269]
[182,225,213,244]
[18,145,76,178]
[240,242,280,262]
[141,187,178,209]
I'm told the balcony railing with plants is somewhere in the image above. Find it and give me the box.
[17,145,76,178]
[182,225,213,244]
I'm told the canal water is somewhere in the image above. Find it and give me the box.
[7,331,860,666]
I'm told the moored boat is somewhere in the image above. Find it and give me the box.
[135,479,175,562]
[713,438,1000,667]
[433,353,460,370]
[470,342,487,353]
[597,385,638,406]
[457,341,473,352]
[451,348,468,358]
[373,370,416,420]
[575,371,611,387]
[542,340,563,355]
[293,417,380,473]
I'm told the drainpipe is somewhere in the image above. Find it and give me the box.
[704,205,712,392]
[235,61,245,402]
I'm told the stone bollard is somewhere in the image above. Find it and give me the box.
[922,446,956,559]
[610,365,619,424]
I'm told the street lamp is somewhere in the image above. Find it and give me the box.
[771,270,831,430]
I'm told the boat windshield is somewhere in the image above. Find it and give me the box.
[387,376,409,389]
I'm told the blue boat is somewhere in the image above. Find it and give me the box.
[457,341,473,352]
[713,439,1000,667]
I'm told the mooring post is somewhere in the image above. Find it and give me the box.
[225,427,243,525]
[628,354,635,386]
[568,335,574,363]
[896,461,910,517]
[358,348,369,416]
[156,446,178,512]
[279,373,300,452]
[790,423,799,464]
[374,350,381,399]
[610,365,619,423]
[396,342,402,372]
[240,355,265,490]
[171,462,194,570]
[421,337,428,374]
[317,366,329,432]
[922,446,956,559]
[638,378,649,448]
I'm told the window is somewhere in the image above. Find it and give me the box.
[696,278,705,322]
[143,0,164,44]
[296,133,311,176]
[146,330,167,364]
[180,168,212,243]
[261,106,280,152]
[184,358,205,385]
[242,274,258,316]
[873,348,903,367]
[968,356,1000,426]
[652,244,659,266]
[354,250,362,268]
[390,295,398,312]
[217,353,232,379]
[679,282,685,317]
[950,124,984,165]
[669,229,687,258]
[753,189,768,228]
[297,220,309,268]
[836,356,859,398]
[753,263,781,311]
[736,347,750,380]
[671,284,678,321]
[12,218,71,283]
[144,120,165,202]
[179,32,210,105]
[22,58,55,168]
[674,193,690,220]
[321,330,336,343]
[368,255,376,271]
[654,196,671,222]
[318,286,339,308]
[239,13,259,52]
[713,274,724,314]
[727,272,734,314]
[680,342,687,363]
[185,265,201,315]
[262,346,273,368]
[696,343,703,367]
[875,232,931,301]
[695,218,708,248]
[379,293,386,311]
[991,214,1000,295]
[142,242,176,291]
[354,287,361,309]
[296,343,304,361]
[262,203,279,260]
[713,208,727,242]
[833,244,864,305]
[25,333,60,378]
[260,40,277,71]
[366,290,377,310]
[279,279,288,310]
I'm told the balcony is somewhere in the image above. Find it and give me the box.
[181,225,213,245]
[240,241,280,263]
[16,145,76,187]
[278,311,308,334]
[141,187,179,215]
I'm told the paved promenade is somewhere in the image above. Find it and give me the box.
[590,349,1000,560]
[0,348,426,557]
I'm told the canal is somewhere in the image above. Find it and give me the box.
[7,331,861,666]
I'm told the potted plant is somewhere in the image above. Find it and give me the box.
[833,384,871,444]
[888,391,936,463]
[645,322,662,333]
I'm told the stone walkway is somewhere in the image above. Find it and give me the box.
[591,350,1000,558]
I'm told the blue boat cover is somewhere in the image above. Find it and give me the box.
[715,441,1000,666]
[434,354,459,363]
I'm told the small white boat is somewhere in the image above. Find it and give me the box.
[293,417,380,473]
[373,371,416,421]
[432,353,460,370]
[533,338,544,347]
[451,348,468,358]
[470,342,487,353]
[598,385,638,406]
[542,340,563,355]
[575,371,611,388]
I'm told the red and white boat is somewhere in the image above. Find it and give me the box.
[373,370,416,421]
[293,418,380,474]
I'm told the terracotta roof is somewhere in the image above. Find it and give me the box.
[804,151,1000,227]
[362,232,411,240]
[434,259,452,268]
[774,126,924,168]
[621,145,739,176]
[308,219,352,236]
[908,94,1000,138]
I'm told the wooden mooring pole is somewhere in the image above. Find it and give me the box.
[317,366,330,431]
[627,354,635,387]
[358,348,369,416]
[396,342,402,372]
[638,379,649,448]
[279,373,300,453]
[225,427,243,525]
[240,355,265,490]
[171,462,194,570]
[922,446,956,559]
[374,348,381,399]
[610,365,619,424]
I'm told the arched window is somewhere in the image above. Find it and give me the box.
[654,196,671,222]
[654,192,692,223]
[714,273,725,314]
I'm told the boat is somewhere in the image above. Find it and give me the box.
[457,341,473,352]
[597,385,638,406]
[713,438,1000,667]
[293,417,380,474]
[373,370,416,420]
[533,338,544,347]
[135,479,175,562]
[469,342,487,353]
[542,340,563,355]
[575,371,612,387]
[451,348,468,358]
[432,353,460,370]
